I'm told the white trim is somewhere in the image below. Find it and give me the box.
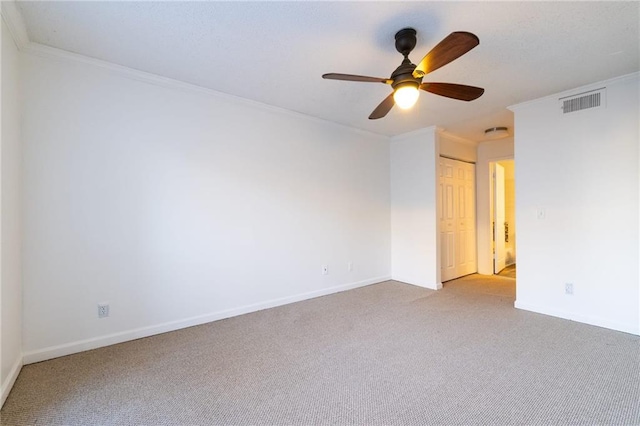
[390,125,437,143]
[508,72,639,111]
[514,300,640,336]
[436,128,478,147]
[23,276,391,364]
[0,1,29,49]
[20,42,388,140]
[483,153,514,163]
[391,275,441,290]
[0,356,22,409]
[0,3,383,141]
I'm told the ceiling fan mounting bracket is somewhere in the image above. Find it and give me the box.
[394,28,417,58]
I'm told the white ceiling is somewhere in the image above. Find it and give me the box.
[14,1,640,140]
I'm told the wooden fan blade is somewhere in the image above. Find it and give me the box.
[323,73,392,84]
[369,93,395,120]
[412,32,479,78]
[419,82,484,101]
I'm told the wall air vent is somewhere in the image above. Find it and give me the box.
[559,88,605,114]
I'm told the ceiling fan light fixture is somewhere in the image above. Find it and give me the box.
[484,126,509,139]
[393,82,420,109]
[323,30,483,119]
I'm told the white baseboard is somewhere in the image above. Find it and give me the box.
[0,356,23,409]
[23,276,391,365]
[391,275,441,290]
[514,300,640,336]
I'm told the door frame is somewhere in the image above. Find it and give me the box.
[492,162,507,274]
[477,153,514,275]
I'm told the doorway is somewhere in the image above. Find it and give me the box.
[490,159,516,276]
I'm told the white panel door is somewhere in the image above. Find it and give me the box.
[494,163,506,274]
[440,159,456,280]
[439,157,477,281]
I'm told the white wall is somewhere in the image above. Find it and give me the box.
[390,127,439,289]
[1,19,23,406]
[476,138,514,274]
[511,73,639,335]
[21,51,391,362]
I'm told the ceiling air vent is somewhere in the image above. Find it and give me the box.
[559,88,605,114]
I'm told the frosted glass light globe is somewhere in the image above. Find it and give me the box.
[393,85,419,109]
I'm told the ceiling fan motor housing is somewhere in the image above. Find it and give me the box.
[392,29,422,90]
[391,58,422,91]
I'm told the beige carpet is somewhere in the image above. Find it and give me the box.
[2,275,639,425]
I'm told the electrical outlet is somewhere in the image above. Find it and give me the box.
[98,303,110,318]
[322,265,328,275]
[565,283,574,295]
[348,262,353,272]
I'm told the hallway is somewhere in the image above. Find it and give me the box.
[498,264,516,279]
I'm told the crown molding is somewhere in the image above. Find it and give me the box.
[20,41,388,141]
[436,128,478,147]
[0,0,389,141]
[390,125,437,143]
[1,0,29,49]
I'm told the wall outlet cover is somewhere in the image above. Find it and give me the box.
[98,303,110,318]
[564,283,574,295]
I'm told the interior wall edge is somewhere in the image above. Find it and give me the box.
[22,275,391,365]
[0,356,22,409]
[513,72,638,336]
[390,127,439,290]
[514,300,640,336]
[1,14,24,410]
[390,276,441,291]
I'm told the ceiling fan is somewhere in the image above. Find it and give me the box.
[322,28,484,119]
